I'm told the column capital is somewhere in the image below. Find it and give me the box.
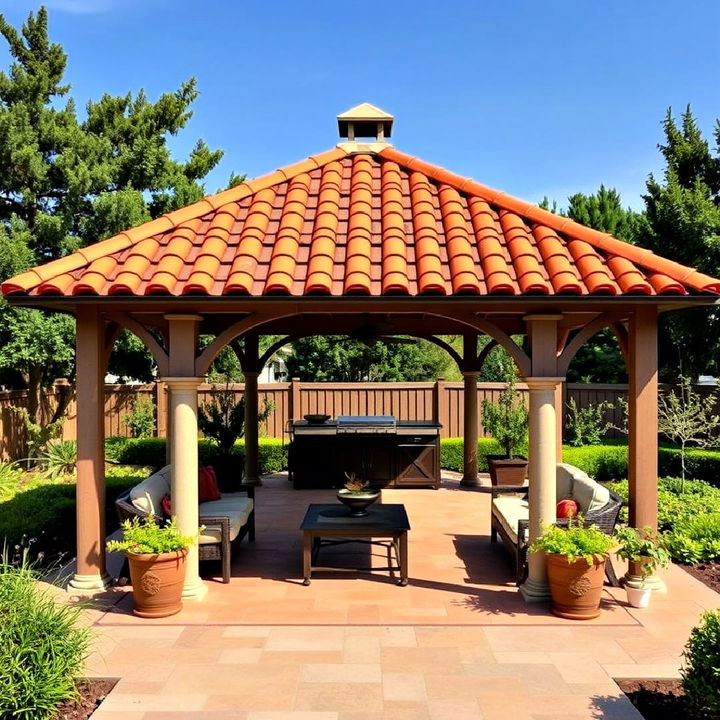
[461,369,479,378]
[161,376,204,389]
[243,370,260,378]
[525,376,564,390]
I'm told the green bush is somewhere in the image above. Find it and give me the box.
[0,561,94,719]
[108,436,289,475]
[0,461,23,497]
[441,437,510,472]
[562,445,628,481]
[659,447,720,488]
[681,610,720,717]
[123,394,156,438]
[42,440,77,479]
[666,514,720,564]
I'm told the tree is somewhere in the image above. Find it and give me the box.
[637,106,720,379]
[658,377,720,491]
[480,364,528,458]
[284,336,457,382]
[565,185,641,243]
[0,8,225,430]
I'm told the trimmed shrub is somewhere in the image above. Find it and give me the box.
[659,447,720,489]
[681,610,720,718]
[440,437,507,472]
[0,561,94,719]
[562,445,628,482]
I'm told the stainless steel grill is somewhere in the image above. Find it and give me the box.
[336,415,397,434]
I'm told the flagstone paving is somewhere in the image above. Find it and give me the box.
[83,473,719,719]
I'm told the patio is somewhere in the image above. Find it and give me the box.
[82,472,719,719]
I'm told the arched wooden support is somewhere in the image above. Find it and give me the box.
[557,312,626,376]
[106,312,170,377]
[452,313,531,377]
[259,335,296,370]
[477,338,498,373]
[610,321,630,366]
[195,312,288,376]
[411,334,462,368]
[103,321,122,366]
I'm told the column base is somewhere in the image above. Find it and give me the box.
[67,572,112,594]
[245,476,263,487]
[182,576,208,601]
[519,577,551,602]
[459,476,482,488]
[622,572,667,593]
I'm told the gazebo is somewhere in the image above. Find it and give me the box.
[4,103,720,602]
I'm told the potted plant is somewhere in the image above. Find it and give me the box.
[529,518,615,620]
[107,516,197,618]
[198,376,272,490]
[336,472,381,517]
[613,525,670,608]
[481,366,529,485]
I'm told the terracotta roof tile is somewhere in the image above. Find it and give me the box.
[4,145,720,299]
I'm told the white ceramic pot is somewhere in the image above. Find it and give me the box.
[626,585,652,608]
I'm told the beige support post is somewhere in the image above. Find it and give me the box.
[520,377,563,601]
[625,306,663,591]
[164,314,206,600]
[69,308,111,593]
[244,371,261,486]
[164,376,206,600]
[555,381,564,460]
[460,371,480,487]
[520,314,562,602]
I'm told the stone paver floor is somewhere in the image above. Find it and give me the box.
[81,473,719,719]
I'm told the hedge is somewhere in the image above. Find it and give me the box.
[439,438,720,487]
[107,436,288,475]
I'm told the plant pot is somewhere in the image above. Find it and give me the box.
[545,553,607,620]
[126,549,188,618]
[488,457,528,486]
[626,585,652,608]
[336,489,381,517]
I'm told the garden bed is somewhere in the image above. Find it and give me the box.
[617,678,712,720]
[54,679,116,719]
[681,562,720,594]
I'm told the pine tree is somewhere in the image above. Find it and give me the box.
[0,8,225,427]
[637,107,720,378]
[566,185,640,243]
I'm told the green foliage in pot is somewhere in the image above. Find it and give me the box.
[529,519,615,566]
[107,516,197,555]
[0,558,94,720]
[681,609,720,718]
[481,365,528,458]
[613,525,670,581]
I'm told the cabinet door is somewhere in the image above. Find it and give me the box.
[396,440,439,488]
[290,438,339,488]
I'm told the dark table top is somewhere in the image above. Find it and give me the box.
[300,503,411,531]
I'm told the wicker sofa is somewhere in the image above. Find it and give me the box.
[115,465,255,583]
[490,462,622,586]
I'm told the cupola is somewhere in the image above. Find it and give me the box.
[336,102,393,152]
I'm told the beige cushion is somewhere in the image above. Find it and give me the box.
[571,473,610,514]
[555,463,577,500]
[129,468,170,515]
[198,495,254,545]
[492,496,529,545]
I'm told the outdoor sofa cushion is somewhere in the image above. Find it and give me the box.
[571,472,610,514]
[198,493,254,545]
[129,465,170,515]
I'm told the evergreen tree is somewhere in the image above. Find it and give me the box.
[566,185,640,243]
[0,8,225,423]
[637,107,720,379]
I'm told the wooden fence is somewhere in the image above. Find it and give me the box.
[0,379,641,461]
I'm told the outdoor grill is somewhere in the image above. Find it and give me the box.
[336,415,397,434]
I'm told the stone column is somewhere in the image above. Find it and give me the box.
[243,370,261,486]
[69,308,111,593]
[625,306,663,591]
[460,370,480,487]
[520,377,563,602]
[164,376,206,600]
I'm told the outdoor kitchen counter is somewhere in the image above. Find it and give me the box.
[288,417,441,490]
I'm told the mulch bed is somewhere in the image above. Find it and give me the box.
[616,679,714,720]
[53,679,116,720]
[680,561,720,595]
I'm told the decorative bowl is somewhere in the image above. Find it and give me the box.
[304,414,330,424]
[336,488,381,517]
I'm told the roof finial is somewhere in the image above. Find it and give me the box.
[336,103,393,152]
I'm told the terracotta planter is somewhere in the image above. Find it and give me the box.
[545,553,607,620]
[488,456,528,486]
[126,549,188,618]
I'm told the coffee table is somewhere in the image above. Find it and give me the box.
[300,503,410,586]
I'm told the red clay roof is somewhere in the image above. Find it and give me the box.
[4,145,720,298]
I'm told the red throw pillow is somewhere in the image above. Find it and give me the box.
[198,466,221,503]
[557,498,578,519]
[161,493,172,516]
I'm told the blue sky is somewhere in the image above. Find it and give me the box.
[1,0,718,209]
